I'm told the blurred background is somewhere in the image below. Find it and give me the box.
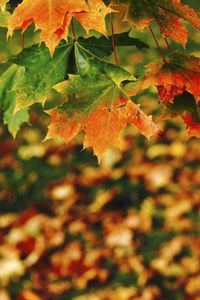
[0,1,200,299]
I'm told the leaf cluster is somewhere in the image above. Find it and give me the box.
[0,0,199,161]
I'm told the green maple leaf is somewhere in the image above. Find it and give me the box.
[47,42,159,162]
[0,36,140,136]
[0,64,29,137]
[54,42,135,117]
[0,42,73,136]
[1,31,147,115]
[11,42,73,111]
[0,31,150,139]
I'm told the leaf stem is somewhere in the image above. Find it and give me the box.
[110,13,118,65]
[149,26,166,63]
[22,32,25,49]
[71,18,76,42]
[163,37,173,52]
[143,0,173,54]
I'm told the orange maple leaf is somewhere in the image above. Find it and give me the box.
[143,52,200,104]
[8,0,113,54]
[46,98,159,163]
[159,14,188,47]
[124,100,160,139]
[72,0,114,35]
[83,99,128,162]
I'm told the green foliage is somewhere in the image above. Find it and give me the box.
[78,31,149,57]
[11,42,73,110]
[56,43,134,116]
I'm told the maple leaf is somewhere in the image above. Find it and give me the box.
[8,0,113,54]
[159,14,188,47]
[46,99,159,163]
[119,0,200,47]
[46,43,159,162]
[83,106,127,162]
[54,43,136,114]
[84,99,159,161]
[72,0,114,35]
[124,100,160,139]
[0,30,147,138]
[10,42,73,112]
[0,42,73,137]
[143,51,200,104]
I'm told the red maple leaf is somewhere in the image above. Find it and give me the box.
[182,114,200,138]
[143,51,200,104]
[119,0,200,47]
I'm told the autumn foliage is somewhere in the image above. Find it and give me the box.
[0,0,199,161]
[0,1,200,299]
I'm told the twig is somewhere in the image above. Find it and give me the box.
[22,32,25,49]
[110,13,118,65]
[163,37,173,52]
[149,26,166,63]
[71,18,76,42]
